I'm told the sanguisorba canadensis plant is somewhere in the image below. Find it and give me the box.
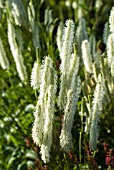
[31,19,81,162]
[30,6,114,167]
[31,56,57,163]
[1,0,114,169]
[57,19,81,152]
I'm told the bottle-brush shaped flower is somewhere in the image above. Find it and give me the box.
[58,19,75,109]
[32,56,57,163]
[0,38,9,69]
[76,18,88,56]
[107,33,114,67]
[38,57,56,106]
[60,19,74,73]
[8,0,28,28]
[7,19,27,82]
[60,76,81,152]
[81,39,93,73]
[109,6,114,33]
[30,60,41,90]
[111,60,114,77]
[40,85,56,163]
[32,56,53,146]
[56,21,64,53]
[90,75,105,150]
[68,53,79,85]
[11,2,22,26]
[28,3,40,49]
[32,103,43,146]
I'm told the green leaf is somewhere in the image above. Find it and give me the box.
[25,150,38,160]
[27,160,35,169]
[17,161,27,170]
[7,157,17,168]
[9,134,20,147]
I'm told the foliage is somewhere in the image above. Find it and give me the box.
[0,0,114,170]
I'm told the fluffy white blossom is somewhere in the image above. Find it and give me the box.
[58,20,75,109]
[81,39,93,73]
[109,6,114,33]
[56,21,64,53]
[32,103,43,146]
[30,60,41,89]
[28,2,40,49]
[60,76,81,152]
[40,144,50,163]
[38,57,55,106]
[65,0,71,7]
[7,19,27,82]
[76,18,88,56]
[68,53,79,84]
[72,1,77,9]
[12,2,21,26]
[0,38,9,69]
[40,85,55,163]
[7,0,28,29]
[60,19,74,73]
[95,0,103,12]
[111,60,114,77]
[90,75,105,150]
[32,56,57,163]
[60,90,74,151]
[107,33,114,67]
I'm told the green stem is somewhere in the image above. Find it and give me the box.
[79,131,82,164]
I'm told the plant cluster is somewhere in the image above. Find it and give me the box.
[0,0,114,170]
